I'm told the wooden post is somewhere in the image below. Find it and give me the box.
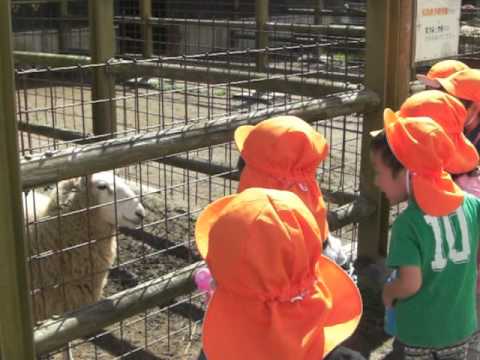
[358,0,413,260]
[255,0,269,72]
[314,0,326,25]
[89,0,117,135]
[58,0,70,53]
[140,0,153,58]
[0,0,35,359]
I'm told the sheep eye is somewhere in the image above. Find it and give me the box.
[97,184,108,190]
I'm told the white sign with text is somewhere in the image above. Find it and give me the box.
[414,0,461,62]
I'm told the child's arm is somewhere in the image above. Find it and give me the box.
[382,265,422,308]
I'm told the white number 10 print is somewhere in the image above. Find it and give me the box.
[424,207,471,271]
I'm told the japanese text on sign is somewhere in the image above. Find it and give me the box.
[414,0,461,62]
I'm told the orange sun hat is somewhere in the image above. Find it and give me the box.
[195,188,362,360]
[234,116,329,240]
[434,68,480,103]
[416,59,470,88]
[384,109,464,216]
[398,90,479,174]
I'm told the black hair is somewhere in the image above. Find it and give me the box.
[452,166,480,180]
[237,155,246,173]
[370,130,404,177]
[437,86,473,109]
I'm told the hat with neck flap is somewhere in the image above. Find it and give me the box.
[195,188,362,360]
[398,90,478,174]
[383,109,464,216]
[234,116,329,240]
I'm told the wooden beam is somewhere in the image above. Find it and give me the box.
[14,51,91,67]
[114,16,367,37]
[0,0,36,358]
[160,157,357,205]
[16,120,359,205]
[58,0,70,53]
[140,0,153,58]
[20,90,379,189]
[34,262,200,355]
[18,121,91,143]
[328,197,375,232]
[358,0,414,260]
[89,0,117,135]
[255,0,269,72]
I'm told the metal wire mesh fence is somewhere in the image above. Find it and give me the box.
[8,1,480,359]
[15,43,371,358]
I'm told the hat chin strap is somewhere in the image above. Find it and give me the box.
[406,169,411,196]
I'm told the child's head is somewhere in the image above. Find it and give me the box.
[370,130,407,205]
[234,115,330,239]
[416,59,470,89]
[424,69,480,143]
[195,188,362,360]
[373,109,464,216]
[397,90,478,174]
[234,115,328,179]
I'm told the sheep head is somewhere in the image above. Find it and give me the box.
[84,171,145,229]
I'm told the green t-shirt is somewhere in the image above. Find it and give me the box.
[387,194,480,348]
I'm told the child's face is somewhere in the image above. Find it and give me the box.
[370,150,408,205]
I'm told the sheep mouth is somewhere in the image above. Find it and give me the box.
[121,215,142,227]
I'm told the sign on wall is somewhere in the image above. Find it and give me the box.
[414,0,461,63]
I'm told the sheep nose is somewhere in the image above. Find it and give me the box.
[135,208,145,220]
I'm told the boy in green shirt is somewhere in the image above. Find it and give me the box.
[370,109,479,359]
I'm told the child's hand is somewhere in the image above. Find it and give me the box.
[382,285,395,308]
[382,266,421,308]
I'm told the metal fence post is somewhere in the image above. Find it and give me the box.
[0,0,36,359]
[358,0,413,260]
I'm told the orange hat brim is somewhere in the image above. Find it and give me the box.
[383,109,409,163]
[234,125,254,153]
[202,255,362,360]
[316,256,362,355]
[446,134,479,174]
[412,171,464,216]
[195,194,235,259]
[437,77,460,98]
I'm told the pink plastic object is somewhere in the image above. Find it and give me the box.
[194,266,215,301]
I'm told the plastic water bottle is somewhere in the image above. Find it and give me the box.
[194,266,215,302]
[384,270,397,336]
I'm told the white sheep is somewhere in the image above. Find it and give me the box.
[24,171,146,323]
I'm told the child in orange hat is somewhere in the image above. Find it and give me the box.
[234,115,349,268]
[416,59,470,89]
[195,187,363,360]
[397,89,480,358]
[370,110,480,359]
[420,67,480,154]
